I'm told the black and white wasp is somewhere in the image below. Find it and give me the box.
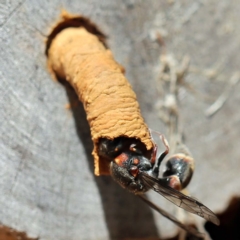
[98,131,219,237]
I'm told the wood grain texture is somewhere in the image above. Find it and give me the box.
[1,1,240,239]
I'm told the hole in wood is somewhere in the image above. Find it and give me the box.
[45,11,107,57]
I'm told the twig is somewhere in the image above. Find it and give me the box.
[156,54,191,156]
[205,72,240,117]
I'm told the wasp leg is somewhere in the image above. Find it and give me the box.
[98,137,146,160]
[150,144,157,165]
[162,153,195,190]
[152,134,170,176]
[98,137,125,160]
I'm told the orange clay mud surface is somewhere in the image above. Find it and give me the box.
[47,17,153,175]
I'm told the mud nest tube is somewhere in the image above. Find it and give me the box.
[46,12,154,176]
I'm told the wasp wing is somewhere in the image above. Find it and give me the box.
[139,172,220,226]
[138,194,204,239]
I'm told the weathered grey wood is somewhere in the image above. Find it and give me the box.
[1,0,240,239]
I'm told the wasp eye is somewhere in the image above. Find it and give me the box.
[130,166,139,177]
[132,158,139,165]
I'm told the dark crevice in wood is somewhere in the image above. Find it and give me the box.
[45,12,107,56]
[205,196,240,240]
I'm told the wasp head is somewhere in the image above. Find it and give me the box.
[110,152,152,193]
[98,137,153,193]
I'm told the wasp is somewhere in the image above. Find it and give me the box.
[98,131,220,237]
